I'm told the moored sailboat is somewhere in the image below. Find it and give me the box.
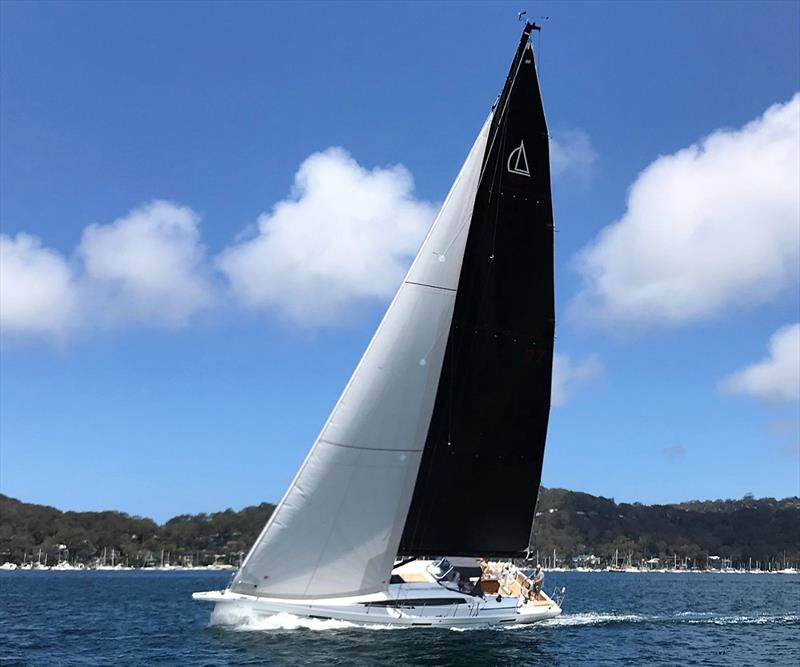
[195,21,561,628]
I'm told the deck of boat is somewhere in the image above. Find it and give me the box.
[392,558,553,606]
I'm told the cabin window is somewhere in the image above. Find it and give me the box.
[365,598,465,608]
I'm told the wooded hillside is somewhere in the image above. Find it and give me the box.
[1,489,797,568]
[531,489,799,568]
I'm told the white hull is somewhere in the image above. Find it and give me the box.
[194,583,561,628]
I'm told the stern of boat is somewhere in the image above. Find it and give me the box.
[514,590,562,623]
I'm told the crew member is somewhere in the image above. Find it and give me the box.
[531,563,544,600]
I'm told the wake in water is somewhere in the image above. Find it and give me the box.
[223,612,356,632]
[210,606,405,632]
[540,611,800,628]
[209,601,798,633]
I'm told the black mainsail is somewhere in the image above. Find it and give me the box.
[398,23,554,557]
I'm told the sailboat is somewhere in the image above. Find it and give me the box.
[195,21,561,628]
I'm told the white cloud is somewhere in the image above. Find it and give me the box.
[570,94,800,331]
[2,151,437,338]
[551,352,604,407]
[550,130,597,178]
[719,323,800,404]
[0,233,77,335]
[79,201,213,328]
[217,147,437,325]
[0,201,213,337]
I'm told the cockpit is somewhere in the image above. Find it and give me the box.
[427,557,483,594]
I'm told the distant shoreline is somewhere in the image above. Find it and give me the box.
[1,565,798,575]
[2,489,798,571]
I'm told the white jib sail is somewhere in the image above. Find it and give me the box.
[231,114,493,599]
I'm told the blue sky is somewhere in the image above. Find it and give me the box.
[1,1,798,522]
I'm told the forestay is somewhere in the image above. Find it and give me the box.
[231,114,492,599]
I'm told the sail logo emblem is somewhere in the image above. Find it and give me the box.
[507,140,530,177]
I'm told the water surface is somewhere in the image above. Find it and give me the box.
[1,571,797,666]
